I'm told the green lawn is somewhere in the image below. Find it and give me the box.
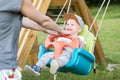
[22,4,120,80]
[99,18,120,64]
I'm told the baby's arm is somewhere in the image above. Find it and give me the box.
[78,36,86,48]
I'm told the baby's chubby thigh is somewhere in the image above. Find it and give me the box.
[57,50,72,67]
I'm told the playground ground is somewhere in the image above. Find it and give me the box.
[22,4,120,80]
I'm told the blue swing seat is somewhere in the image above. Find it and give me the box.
[38,25,95,75]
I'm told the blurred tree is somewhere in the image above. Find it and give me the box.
[85,0,120,5]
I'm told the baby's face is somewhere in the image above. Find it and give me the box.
[65,19,82,35]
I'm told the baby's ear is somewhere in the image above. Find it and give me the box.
[78,26,82,32]
[79,29,81,33]
[78,29,81,33]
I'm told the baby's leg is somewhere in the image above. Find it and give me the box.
[49,50,72,74]
[36,52,54,68]
[57,50,72,67]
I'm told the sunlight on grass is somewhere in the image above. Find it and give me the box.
[99,18,120,63]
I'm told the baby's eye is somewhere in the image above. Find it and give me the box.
[66,24,69,26]
[71,24,74,26]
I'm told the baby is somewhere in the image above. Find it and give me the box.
[24,13,86,76]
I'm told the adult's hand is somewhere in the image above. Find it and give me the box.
[57,29,70,36]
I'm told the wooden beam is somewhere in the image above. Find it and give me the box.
[28,0,52,65]
[72,2,82,16]
[50,0,76,7]
[76,0,92,26]
[18,0,39,50]
[50,0,66,6]
[39,0,52,12]
[18,28,28,48]
[28,38,39,65]
[32,0,39,7]
[18,0,52,69]
[18,30,38,68]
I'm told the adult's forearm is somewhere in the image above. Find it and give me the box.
[22,17,59,35]
[21,0,63,32]
[22,17,46,32]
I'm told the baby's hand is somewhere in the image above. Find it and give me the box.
[59,30,70,36]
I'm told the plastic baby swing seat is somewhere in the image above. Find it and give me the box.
[38,25,95,75]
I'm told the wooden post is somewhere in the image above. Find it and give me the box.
[72,2,82,16]
[18,0,52,69]
[28,0,52,65]
[18,30,38,68]
[28,38,38,65]
[18,28,28,49]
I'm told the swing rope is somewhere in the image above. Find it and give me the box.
[63,0,72,26]
[95,0,111,40]
[55,0,69,22]
[80,0,106,48]
[53,0,110,78]
[54,0,72,80]
[55,0,72,27]
[89,0,111,73]
[89,0,111,55]
[78,0,109,73]
[66,0,72,13]
[80,0,110,53]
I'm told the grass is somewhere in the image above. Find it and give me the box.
[99,18,120,64]
[90,4,120,19]
[22,4,120,80]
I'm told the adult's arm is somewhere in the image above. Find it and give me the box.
[20,0,65,34]
[22,17,59,35]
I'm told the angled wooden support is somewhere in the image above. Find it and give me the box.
[18,30,38,68]
[28,0,52,65]
[18,0,52,69]
[50,0,66,6]
[18,28,28,48]
[28,38,38,65]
